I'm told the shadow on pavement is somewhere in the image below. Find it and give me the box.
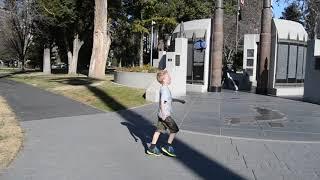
[120,122,150,153]
[51,77,247,180]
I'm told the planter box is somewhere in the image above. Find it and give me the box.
[114,71,156,89]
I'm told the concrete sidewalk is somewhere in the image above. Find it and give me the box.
[0,78,101,121]
[1,108,320,180]
[0,79,320,180]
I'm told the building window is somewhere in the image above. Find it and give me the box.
[247,59,254,66]
[247,49,254,57]
[315,57,320,70]
[276,43,307,84]
[276,44,288,81]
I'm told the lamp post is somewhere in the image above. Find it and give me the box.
[150,20,156,65]
[235,0,240,54]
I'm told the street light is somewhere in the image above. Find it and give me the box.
[150,20,156,65]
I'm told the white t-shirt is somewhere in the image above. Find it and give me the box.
[158,86,172,119]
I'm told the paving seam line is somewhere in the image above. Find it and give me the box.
[180,129,320,144]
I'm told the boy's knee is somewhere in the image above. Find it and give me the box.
[170,125,179,133]
[165,116,179,133]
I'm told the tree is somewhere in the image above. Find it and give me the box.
[223,0,262,67]
[121,0,213,67]
[276,0,320,39]
[0,0,34,71]
[281,2,303,24]
[109,1,138,67]
[37,0,94,74]
[305,0,320,39]
[88,0,111,79]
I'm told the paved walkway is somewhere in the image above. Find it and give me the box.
[0,79,320,180]
[174,91,320,142]
[0,78,101,121]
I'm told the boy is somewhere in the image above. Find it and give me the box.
[147,70,184,157]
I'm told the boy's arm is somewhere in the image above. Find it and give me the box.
[172,98,186,104]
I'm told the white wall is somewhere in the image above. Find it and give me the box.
[276,87,304,97]
[168,38,188,97]
[173,19,211,92]
[146,38,188,102]
[243,34,259,87]
[304,40,320,104]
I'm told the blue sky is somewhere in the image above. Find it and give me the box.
[272,0,287,18]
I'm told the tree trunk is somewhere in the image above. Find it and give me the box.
[118,58,122,67]
[257,0,272,95]
[209,1,224,92]
[67,51,73,73]
[89,0,111,79]
[69,34,84,74]
[43,47,51,74]
[315,14,320,39]
[21,59,25,71]
[139,33,143,67]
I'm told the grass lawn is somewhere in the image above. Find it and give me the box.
[0,97,23,169]
[0,68,21,74]
[9,73,149,112]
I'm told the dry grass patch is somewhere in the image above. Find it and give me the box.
[0,97,23,169]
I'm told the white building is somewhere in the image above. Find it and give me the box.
[161,19,212,93]
[243,19,308,97]
[243,34,260,87]
[304,39,320,104]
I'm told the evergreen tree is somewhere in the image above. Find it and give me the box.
[281,2,303,24]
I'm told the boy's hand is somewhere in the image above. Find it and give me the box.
[173,98,186,104]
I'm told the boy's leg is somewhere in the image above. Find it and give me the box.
[163,116,179,134]
[151,131,161,145]
[168,133,176,144]
[151,118,166,146]
[147,119,166,156]
[161,116,179,157]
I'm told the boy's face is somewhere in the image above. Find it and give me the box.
[163,73,171,85]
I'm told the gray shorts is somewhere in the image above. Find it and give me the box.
[156,116,179,133]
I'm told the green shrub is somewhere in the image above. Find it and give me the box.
[116,65,158,73]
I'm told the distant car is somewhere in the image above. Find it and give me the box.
[51,63,67,69]
[60,63,67,69]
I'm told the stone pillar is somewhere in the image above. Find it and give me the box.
[43,47,51,74]
[257,0,272,94]
[209,0,224,92]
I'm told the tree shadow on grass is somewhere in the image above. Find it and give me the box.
[49,77,247,180]
[0,70,38,79]
[49,77,95,86]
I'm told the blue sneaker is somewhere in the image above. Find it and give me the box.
[161,145,176,157]
[147,146,161,156]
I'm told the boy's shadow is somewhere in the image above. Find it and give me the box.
[121,122,169,154]
[121,122,151,153]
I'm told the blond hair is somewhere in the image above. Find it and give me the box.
[157,70,168,84]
